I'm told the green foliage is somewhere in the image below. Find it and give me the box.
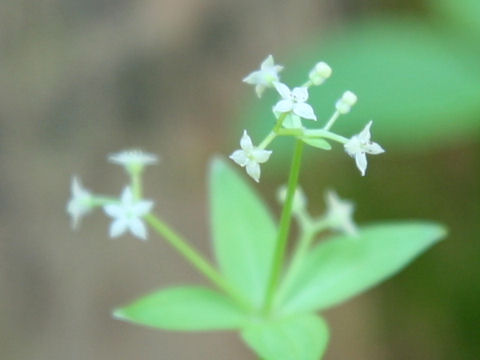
[209,157,277,308]
[242,18,480,153]
[301,138,331,150]
[429,0,480,36]
[113,286,247,331]
[278,222,446,314]
[242,314,329,360]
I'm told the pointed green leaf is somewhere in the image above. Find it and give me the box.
[113,286,246,331]
[302,138,332,150]
[209,157,277,308]
[242,314,329,360]
[279,222,446,314]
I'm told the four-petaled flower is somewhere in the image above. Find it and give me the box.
[325,190,358,236]
[272,82,317,121]
[344,121,385,176]
[230,130,272,182]
[67,177,93,230]
[104,187,154,240]
[109,149,158,174]
[243,55,284,98]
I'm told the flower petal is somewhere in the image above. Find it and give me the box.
[242,71,261,85]
[132,200,154,216]
[254,84,266,98]
[128,218,148,240]
[246,161,261,182]
[120,187,134,205]
[365,142,385,154]
[273,99,293,113]
[104,204,124,218]
[240,130,254,151]
[292,87,308,102]
[110,219,128,238]
[358,121,373,142]
[230,150,248,167]
[261,55,274,69]
[355,152,368,176]
[252,149,272,163]
[293,103,317,121]
[273,82,291,99]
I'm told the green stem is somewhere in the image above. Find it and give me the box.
[303,129,349,144]
[131,171,142,199]
[323,110,340,131]
[145,214,252,311]
[263,140,304,314]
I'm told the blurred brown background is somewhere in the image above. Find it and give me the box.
[1,0,479,359]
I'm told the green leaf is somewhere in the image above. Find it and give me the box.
[209,157,277,308]
[242,18,480,153]
[278,222,446,314]
[302,138,332,150]
[113,286,247,331]
[242,314,329,360]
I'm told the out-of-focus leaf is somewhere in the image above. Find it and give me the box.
[242,314,329,360]
[242,18,480,154]
[429,0,480,36]
[278,222,446,314]
[209,157,276,308]
[113,286,246,331]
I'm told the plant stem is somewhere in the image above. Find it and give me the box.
[145,214,252,311]
[304,129,349,144]
[131,171,142,199]
[263,140,304,314]
[323,110,340,131]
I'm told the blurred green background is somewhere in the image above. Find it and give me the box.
[0,0,478,359]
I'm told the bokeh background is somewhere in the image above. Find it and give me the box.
[1,0,479,359]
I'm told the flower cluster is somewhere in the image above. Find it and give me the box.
[232,55,385,180]
[66,150,157,240]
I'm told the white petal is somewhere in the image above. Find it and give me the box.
[273,82,291,99]
[355,152,368,176]
[128,218,148,240]
[365,142,385,154]
[293,103,317,120]
[261,55,274,69]
[230,150,248,167]
[243,71,261,85]
[358,121,373,142]
[255,84,266,98]
[110,219,128,238]
[104,204,124,218]
[292,87,309,102]
[246,161,261,182]
[252,149,272,163]
[273,99,293,113]
[132,200,154,216]
[120,187,134,205]
[240,130,254,151]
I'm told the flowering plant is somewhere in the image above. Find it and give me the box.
[67,55,446,359]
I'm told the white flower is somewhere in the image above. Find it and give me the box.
[335,91,358,114]
[67,177,94,230]
[325,190,357,236]
[243,55,284,98]
[272,82,317,121]
[229,130,272,182]
[109,149,158,174]
[103,187,154,240]
[344,121,385,176]
[277,185,307,214]
[309,61,332,86]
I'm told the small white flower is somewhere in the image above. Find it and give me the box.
[277,185,307,214]
[344,121,385,176]
[272,82,317,121]
[243,55,284,98]
[104,187,154,240]
[229,130,272,182]
[335,91,358,114]
[309,61,332,86]
[67,177,94,230]
[325,190,357,236]
[109,149,158,174]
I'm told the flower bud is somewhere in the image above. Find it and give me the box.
[309,61,332,86]
[335,90,358,114]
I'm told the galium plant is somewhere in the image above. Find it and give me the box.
[67,55,446,360]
